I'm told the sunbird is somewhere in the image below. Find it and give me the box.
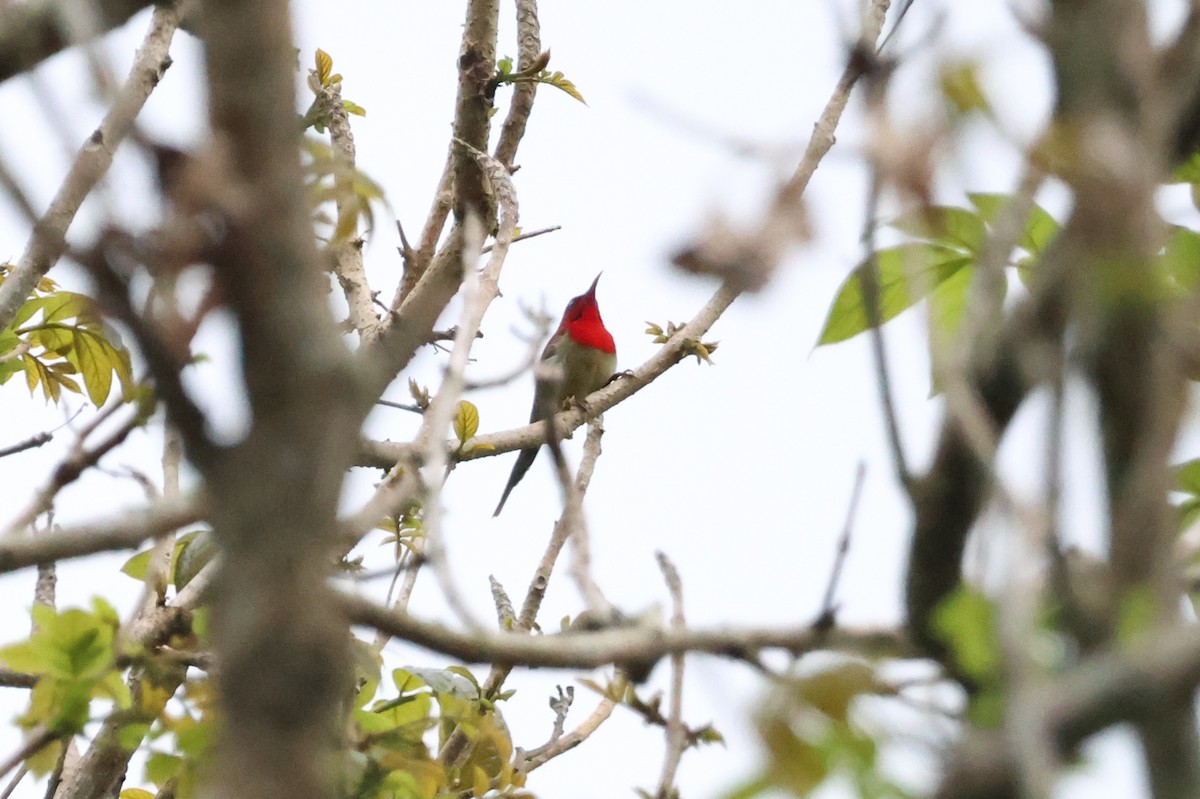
[493,274,616,516]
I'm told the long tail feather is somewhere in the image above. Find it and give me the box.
[493,446,539,516]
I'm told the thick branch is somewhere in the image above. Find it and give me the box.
[193,1,362,798]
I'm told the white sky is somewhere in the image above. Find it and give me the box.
[0,1,1195,797]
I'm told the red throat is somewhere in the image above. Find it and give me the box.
[565,313,616,353]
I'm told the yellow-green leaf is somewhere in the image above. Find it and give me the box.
[453,400,479,444]
[120,790,155,799]
[314,49,333,85]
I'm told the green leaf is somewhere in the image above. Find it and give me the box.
[932,586,1000,683]
[174,531,218,589]
[888,206,985,253]
[120,549,153,581]
[817,244,971,345]
[1173,150,1200,183]
[403,666,477,699]
[939,60,990,115]
[13,296,48,328]
[117,723,151,752]
[446,666,480,692]
[145,752,183,786]
[1180,497,1200,531]
[392,667,427,695]
[928,258,975,337]
[1163,226,1200,292]
[120,790,155,799]
[966,193,1060,256]
[38,293,87,324]
[1175,458,1200,495]
[37,608,115,680]
[1116,586,1157,646]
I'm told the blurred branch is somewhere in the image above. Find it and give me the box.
[0,494,203,574]
[653,552,687,799]
[0,0,152,84]
[2,404,142,536]
[937,624,1200,799]
[0,4,179,333]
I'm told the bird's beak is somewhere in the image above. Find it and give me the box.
[586,272,602,297]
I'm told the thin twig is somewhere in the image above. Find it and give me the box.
[3,405,143,536]
[0,764,26,799]
[517,677,623,774]
[480,224,560,253]
[0,726,56,785]
[814,461,867,629]
[564,423,612,615]
[0,671,36,689]
[0,431,52,460]
[374,399,424,414]
[654,552,687,799]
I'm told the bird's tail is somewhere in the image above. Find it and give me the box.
[493,446,539,516]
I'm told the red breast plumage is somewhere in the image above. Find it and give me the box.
[493,274,616,516]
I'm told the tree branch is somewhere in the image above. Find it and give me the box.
[339,591,909,670]
[0,494,202,575]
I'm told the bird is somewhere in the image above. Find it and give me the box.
[493,274,616,516]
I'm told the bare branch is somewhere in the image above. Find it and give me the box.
[339,590,910,670]
[0,726,56,786]
[518,678,622,774]
[492,0,542,170]
[2,404,143,537]
[0,431,53,460]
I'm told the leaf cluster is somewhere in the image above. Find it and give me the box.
[0,269,135,406]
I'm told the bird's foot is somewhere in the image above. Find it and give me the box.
[603,370,635,388]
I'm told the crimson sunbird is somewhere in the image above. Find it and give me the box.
[493,274,617,516]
